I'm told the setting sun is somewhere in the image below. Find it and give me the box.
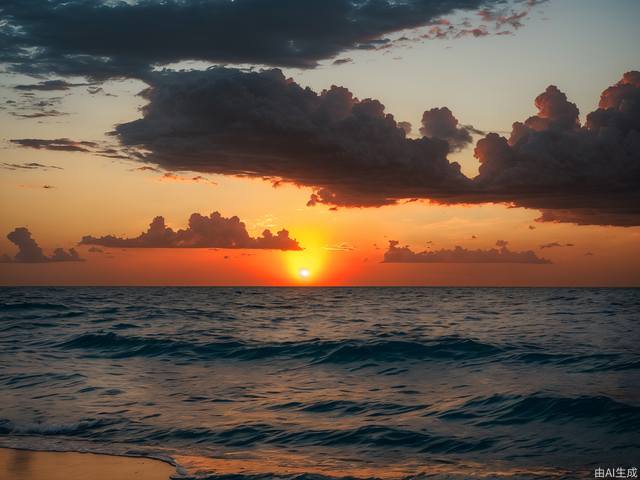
[298,268,310,279]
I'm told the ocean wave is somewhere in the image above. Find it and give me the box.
[58,332,506,363]
[0,417,123,436]
[269,399,428,416]
[0,302,70,312]
[145,423,492,453]
[436,393,640,431]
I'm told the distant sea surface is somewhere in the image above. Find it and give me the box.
[1,287,639,479]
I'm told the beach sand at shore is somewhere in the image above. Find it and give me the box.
[0,448,175,480]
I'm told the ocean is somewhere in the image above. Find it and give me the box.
[0,287,638,479]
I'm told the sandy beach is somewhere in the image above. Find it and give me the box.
[0,448,175,480]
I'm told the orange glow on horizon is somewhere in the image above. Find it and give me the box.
[284,229,328,284]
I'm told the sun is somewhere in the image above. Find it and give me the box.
[298,268,311,279]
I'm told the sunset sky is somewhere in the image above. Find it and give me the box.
[1,0,639,286]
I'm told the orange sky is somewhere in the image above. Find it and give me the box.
[1,1,639,286]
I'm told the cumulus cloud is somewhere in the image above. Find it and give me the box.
[114,68,468,208]
[420,107,474,150]
[1,228,83,263]
[11,70,639,226]
[383,240,550,264]
[0,0,529,80]
[79,212,301,251]
[111,69,640,225]
[472,71,640,226]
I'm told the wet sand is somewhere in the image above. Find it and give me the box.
[0,448,175,480]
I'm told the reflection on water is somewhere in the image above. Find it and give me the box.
[0,287,638,479]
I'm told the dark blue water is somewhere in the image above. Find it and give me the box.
[0,287,638,479]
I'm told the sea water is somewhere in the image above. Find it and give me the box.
[1,287,639,479]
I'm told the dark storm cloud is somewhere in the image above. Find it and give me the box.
[115,68,469,207]
[13,80,90,91]
[0,0,528,80]
[79,211,301,250]
[383,240,550,264]
[1,227,83,263]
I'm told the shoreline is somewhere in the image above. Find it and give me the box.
[0,447,175,480]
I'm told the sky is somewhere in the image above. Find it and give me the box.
[0,0,639,286]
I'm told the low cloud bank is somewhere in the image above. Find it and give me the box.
[383,240,550,264]
[79,212,301,251]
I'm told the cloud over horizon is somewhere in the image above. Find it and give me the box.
[383,240,551,264]
[79,211,301,250]
[1,228,83,263]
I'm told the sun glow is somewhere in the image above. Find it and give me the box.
[284,229,328,283]
[298,268,310,278]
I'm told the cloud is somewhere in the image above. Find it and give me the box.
[79,211,301,251]
[18,184,56,190]
[9,137,133,159]
[471,71,640,226]
[420,107,474,151]
[13,80,90,91]
[11,110,67,119]
[134,166,162,173]
[115,68,468,208]
[158,172,216,186]
[540,242,574,249]
[324,242,355,251]
[12,69,640,226]
[2,162,62,171]
[113,69,640,225]
[1,227,83,263]
[4,94,69,119]
[383,240,550,264]
[0,0,528,80]
[10,138,98,152]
